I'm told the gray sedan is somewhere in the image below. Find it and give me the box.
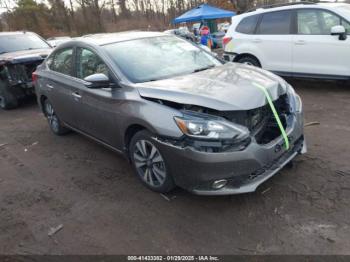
[33,32,306,195]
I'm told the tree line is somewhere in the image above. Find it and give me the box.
[0,0,307,37]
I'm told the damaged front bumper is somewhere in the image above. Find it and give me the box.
[153,112,306,195]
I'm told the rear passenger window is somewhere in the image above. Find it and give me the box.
[257,11,292,35]
[236,15,259,34]
[48,48,74,76]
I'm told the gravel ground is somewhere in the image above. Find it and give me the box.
[0,79,349,255]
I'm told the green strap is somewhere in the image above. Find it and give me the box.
[253,83,290,150]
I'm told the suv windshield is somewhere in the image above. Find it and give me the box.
[0,34,51,54]
[103,36,222,83]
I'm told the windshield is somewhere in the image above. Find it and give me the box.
[103,36,222,83]
[0,34,51,54]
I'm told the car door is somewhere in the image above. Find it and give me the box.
[292,8,350,76]
[44,47,80,126]
[72,47,122,147]
[255,10,293,73]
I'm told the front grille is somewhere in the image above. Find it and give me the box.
[217,94,291,145]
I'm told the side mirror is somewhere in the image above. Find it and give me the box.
[84,73,112,89]
[331,25,347,41]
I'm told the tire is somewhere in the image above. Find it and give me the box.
[236,56,261,67]
[43,99,70,136]
[129,130,176,193]
[0,80,19,110]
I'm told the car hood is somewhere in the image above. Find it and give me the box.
[0,48,52,65]
[135,63,287,111]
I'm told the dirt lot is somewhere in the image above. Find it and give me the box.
[0,80,350,255]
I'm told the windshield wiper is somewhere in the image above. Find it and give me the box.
[193,65,215,73]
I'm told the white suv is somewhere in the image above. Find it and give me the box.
[223,2,350,80]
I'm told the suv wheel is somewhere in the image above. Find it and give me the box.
[129,130,176,193]
[43,99,70,135]
[0,80,19,110]
[237,56,261,67]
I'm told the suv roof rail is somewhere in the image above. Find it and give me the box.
[247,1,316,13]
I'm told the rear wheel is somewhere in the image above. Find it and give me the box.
[236,56,261,67]
[129,130,176,193]
[43,99,70,135]
[0,80,19,110]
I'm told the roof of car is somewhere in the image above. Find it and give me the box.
[75,31,166,46]
[243,2,349,15]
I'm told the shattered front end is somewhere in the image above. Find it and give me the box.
[151,86,306,195]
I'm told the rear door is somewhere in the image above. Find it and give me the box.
[43,47,79,126]
[255,10,293,73]
[292,8,350,76]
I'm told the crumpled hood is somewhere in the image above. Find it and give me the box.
[0,48,52,65]
[135,63,287,111]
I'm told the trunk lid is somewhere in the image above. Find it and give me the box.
[0,48,52,65]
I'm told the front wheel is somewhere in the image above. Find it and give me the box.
[129,130,176,193]
[43,99,70,135]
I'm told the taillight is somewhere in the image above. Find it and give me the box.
[223,37,232,48]
[32,72,38,83]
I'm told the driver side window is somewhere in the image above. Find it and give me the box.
[297,9,349,35]
[342,19,350,34]
[76,48,109,79]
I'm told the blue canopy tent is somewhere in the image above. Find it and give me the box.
[173,4,235,24]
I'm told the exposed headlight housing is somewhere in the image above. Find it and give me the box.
[174,112,249,141]
[287,84,302,113]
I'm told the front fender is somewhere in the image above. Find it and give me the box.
[119,98,184,149]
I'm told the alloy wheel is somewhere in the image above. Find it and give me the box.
[45,101,60,133]
[133,140,167,187]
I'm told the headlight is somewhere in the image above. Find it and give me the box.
[174,112,249,140]
[294,93,302,113]
[287,84,302,113]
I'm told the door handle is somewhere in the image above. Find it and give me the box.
[295,40,306,45]
[46,84,54,89]
[252,38,262,43]
[72,92,82,99]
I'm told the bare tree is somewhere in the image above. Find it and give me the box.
[0,0,13,11]
[1,0,298,37]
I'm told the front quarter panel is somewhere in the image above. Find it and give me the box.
[118,84,184,148]
[120,95,184,137]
